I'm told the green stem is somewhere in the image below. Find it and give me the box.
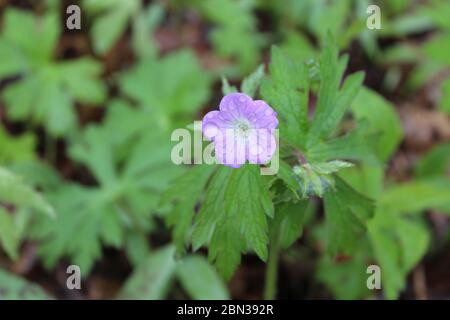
[264,235,281,300]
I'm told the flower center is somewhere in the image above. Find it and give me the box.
[234,120,251,138]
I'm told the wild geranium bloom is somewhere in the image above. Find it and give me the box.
[202,93,278,168]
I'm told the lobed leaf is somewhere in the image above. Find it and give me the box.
[0,269,53,300]
[192,165,273,279]
[261,46,309,149]
[162,165,216,254]
[176,255,230,300]
[324,176,375,255]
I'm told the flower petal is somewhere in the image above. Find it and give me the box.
[202,94,279,168]
[219,93,253,119]
[202,110,227,141]
[248,130,277,164]
[214,128,246,167]
[248,100,278,130]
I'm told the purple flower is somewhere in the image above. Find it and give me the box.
[202,93,278,168]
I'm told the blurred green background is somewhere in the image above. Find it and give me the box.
[0,0,449,299]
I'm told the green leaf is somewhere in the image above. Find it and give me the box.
[306,0,352,46]
[192,166,233,251]
[384,0,410,14]
[1,76,38,121]
[85,0,140,55]
[120,247,230,300]
[1,8,59,67]
[308,37,365,146]
[125,233,150,267]
[380,43,421,64]
[34,101,182,274]
[221,77,238,95]
[58,58,107,104]
[311,160,354,174]
[269,201,308,249]
[323,176,375,255]
[368,211,430,300]
[0,167,55,218]
[207,215,243,281]
[69,125,118,186]
[132,3,163,59]
[261,46,309,148]
[378,180,450,215]
[0,269,52,300]
[176,255,230,300]
[291,160,354,198]
[307,122,379,164]
[241,64,265,98]
[367,178,450,299]
[424,34,450,66]
[119,50,211,128]
[381,14,434,37]
[101,99,156,145]
[0,126,35,165]
[317,240,373,299]
[37,73,75,135]
[293,164,332,198]
[200,0,262,73]
[93,10,128,54]
[0,208,19,259]
[192,165,273,279]
[338,165,384,199]
[31,184,103,273]
[280,31,316,63]
[0,37,27,78]
[119,245,177,299]
[224,165,274,261]
[0,10,106,136]
[9,161,61,190]
[122,132,184,200]
[407,60,444,90]
[162,165,216,254]
[351,87,403,162]
[415,142,450,179]
[276,160,301,200]
[422,0,450,31]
